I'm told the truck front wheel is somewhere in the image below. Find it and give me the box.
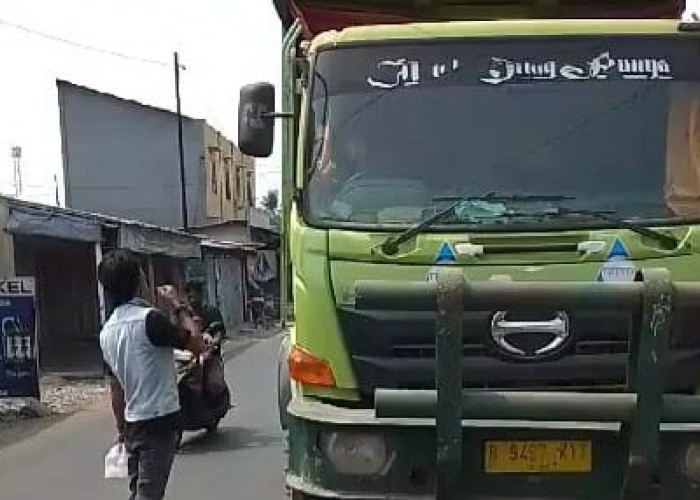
[277,334,292,430]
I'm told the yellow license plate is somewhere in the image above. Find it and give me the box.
[484,440,592,474]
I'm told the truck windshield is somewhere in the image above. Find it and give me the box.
[305,36,700,229]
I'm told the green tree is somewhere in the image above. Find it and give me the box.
[260,189,280,229]
[260,189,279,213]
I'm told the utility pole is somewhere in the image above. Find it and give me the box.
[174,52,189,230]
[10,146,22,199]
[54,174,60,207]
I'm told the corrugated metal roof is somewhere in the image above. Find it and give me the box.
[1,195,201,242]
[201,239,263,252]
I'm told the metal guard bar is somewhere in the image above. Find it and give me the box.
[360,269,700,499]
[375,390,700,422]
[355,279,700,312]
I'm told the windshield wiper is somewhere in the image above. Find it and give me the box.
[544,207,679,249]
[434,193,575,203]
[378,201,460,255]
[377,194,573,255]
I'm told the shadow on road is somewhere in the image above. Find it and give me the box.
[177,425,282,455]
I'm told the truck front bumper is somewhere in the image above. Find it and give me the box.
[286,395,700,499]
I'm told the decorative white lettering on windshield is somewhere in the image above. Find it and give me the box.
[480,52,673,85]
[367,57,460,88]
[431,58,460,79]
[367,58,421,89]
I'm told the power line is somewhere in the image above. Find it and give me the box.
[0,17,237,139]
[0,17,170,67]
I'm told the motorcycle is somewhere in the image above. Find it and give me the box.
[174,322,232,445]
[250,295,266,329]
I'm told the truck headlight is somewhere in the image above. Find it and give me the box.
[683,443,700,481]
[321,431,388,475]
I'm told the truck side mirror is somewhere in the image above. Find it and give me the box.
[238,82,276,158]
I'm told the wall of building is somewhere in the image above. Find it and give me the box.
[193,223,250,243]
[201,251,246,333]
[58,81,205,229]
[14,235,101,374]
[203,124,232,222]
[237,154,256,221]
[202,123,256,224]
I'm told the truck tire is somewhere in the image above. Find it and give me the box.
[278,334,292,431]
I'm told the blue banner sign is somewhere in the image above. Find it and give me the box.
[0,278,39,398]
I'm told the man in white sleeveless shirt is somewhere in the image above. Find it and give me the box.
[98,249,204,500]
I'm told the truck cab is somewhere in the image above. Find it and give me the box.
[239,1,700,498]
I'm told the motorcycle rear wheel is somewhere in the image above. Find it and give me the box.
[205,419,220,433]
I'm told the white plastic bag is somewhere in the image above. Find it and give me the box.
[104,442,129,479]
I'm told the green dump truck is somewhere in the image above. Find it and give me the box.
[237,1,700,497]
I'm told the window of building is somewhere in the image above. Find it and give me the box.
[238,168,245,201]
[225,166,232,200]
[211,161,218,194]
[233,166,239,202]
[247,172,254,207]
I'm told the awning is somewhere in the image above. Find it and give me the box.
[201,239,262,252]
[119,224,201,259]
[7,206,101,242]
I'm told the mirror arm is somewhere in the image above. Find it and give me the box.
[292,188,303,206]
[261,111,294,119]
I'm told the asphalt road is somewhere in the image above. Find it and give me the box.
[0,334,286,499]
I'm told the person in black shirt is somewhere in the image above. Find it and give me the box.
[184,281,226,341]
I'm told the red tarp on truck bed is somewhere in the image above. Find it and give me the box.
[273,1,682,38]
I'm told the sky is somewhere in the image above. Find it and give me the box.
[0,0,282,206]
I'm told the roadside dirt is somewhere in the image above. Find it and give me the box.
[0,377,108,449]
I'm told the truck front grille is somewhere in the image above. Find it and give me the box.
[337,307,700,395]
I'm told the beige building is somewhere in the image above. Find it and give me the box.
[203,124,255,224]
